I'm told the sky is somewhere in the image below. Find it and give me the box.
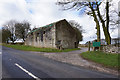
[0,0,119,44]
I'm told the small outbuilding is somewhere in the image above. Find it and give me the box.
[25,19,80,49]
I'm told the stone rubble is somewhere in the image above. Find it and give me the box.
[102,45,119,53]
[40,48,118,76]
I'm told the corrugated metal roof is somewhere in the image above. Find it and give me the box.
[28,23,54,35]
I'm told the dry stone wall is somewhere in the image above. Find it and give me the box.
[102,45,119,53]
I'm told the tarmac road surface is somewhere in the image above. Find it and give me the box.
[2,46,118,80]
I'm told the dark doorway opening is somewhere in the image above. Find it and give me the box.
[75,42,78,48]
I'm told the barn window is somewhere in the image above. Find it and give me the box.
[41,33,43,42]
[36,36,37,42]
[31,33,33,35]
[43,31,45,34]
[36,33,39,42]
[56,40,61,45]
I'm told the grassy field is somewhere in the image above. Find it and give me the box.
[2,44,80,52]
[80,51,120,69]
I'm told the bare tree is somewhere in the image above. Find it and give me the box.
[96,0,111,45]
[3,20,17,43]
[15,21,31,41]
[69,20,83,42]
[2,28,11,43]
[56,0,118,45]
[57,1,101,42]
[110,11,120,27]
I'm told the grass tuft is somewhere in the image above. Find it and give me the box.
[2,44,80,53]
[80,51,120,69]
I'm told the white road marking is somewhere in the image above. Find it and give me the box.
[15,63,41,80]
[0,52,1,54]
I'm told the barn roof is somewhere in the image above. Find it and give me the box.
[27,19,66,35]
[28,23,54,35]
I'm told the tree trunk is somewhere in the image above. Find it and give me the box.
[96,23,100,42]
[102,26,111,45]
[96,2,111,45]
[105,1,111,45]
[23,38,25,42]
[89,2,101,42]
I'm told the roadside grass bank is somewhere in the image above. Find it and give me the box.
[2,44,80,52]
[80,51,120,70]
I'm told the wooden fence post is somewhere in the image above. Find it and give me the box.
[88,41,90,51]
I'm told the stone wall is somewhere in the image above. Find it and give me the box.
[25,19,79,49]
[56,20,77,49]
[102,45,119,53]
[32,25,56,48]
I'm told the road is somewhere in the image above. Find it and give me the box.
[0,45,2,80]
[2,46,118,79]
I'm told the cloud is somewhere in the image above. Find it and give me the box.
[0,0,119,44]
[0,0,31,26]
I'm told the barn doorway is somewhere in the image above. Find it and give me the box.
[74,42,78,48]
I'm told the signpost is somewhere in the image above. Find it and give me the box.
[88,41,90,51]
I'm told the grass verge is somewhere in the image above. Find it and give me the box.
[80,51,120,70]
[2,44,80,52]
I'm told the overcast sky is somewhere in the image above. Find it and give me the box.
[0,0,119,44]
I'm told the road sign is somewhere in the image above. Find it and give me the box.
[93,42,101,47]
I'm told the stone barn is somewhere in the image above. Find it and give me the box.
[25,19,79,49]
